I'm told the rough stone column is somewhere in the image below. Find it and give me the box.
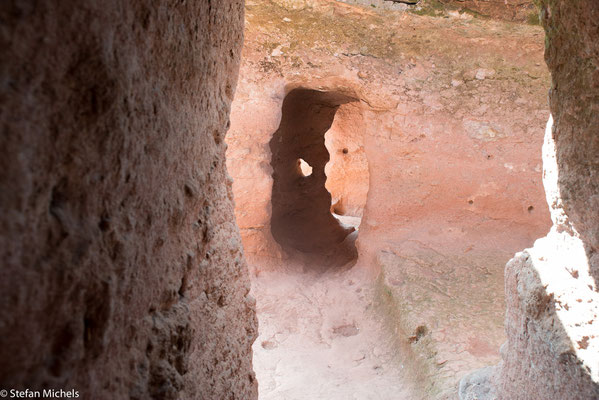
[542,0,599,261]
[0,1,257,399]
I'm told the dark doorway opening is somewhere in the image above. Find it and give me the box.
[269,89,359,268]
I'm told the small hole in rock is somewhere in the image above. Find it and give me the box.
[408,325,428,344]
[298,158,313,177]
[98,218,110,232]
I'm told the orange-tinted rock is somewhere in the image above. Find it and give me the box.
[325,102,370,218]
[228,0,551,273]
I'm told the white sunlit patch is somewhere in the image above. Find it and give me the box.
[299,158,313,177]
[528,230,599,383]
[527,115,599,383]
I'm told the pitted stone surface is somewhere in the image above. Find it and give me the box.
[0,1,257,399]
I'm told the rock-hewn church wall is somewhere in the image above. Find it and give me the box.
[0,1,257,399]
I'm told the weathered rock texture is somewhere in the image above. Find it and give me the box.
[0,1,257,399]
[325,102,369,218]
[461,1,599,399]
[542,0,599,267]
[228,0,552,397]
[230,0,551,267]
[342,0,537,22]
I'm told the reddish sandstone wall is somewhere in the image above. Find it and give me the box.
[0,1,257,399]
[230,2,553,396]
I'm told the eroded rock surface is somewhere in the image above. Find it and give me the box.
[227,1,552,398]
[0,1,256,399]
[325,102,370,218]
[463,1,599,398]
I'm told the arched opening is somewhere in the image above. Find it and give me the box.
[269,88,360,268]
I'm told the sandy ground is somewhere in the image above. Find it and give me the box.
[251,264,417,399]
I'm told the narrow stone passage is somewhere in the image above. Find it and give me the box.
[3,1,599,399]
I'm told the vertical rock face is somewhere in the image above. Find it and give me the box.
[324,102,370,218]
[229,2,553,279]
[542,0,599,268]
[461,1,599,399]
[0,1,257,399]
